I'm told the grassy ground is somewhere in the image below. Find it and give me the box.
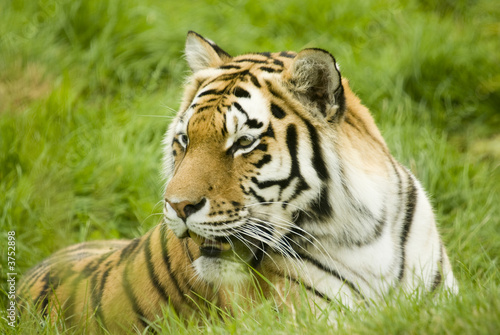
[1,0,499,333]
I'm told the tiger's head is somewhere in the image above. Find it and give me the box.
[163,32,346,286]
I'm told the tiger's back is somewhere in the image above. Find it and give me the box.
[20,32,457,332]
[19,229,223,332]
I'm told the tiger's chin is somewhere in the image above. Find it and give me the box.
[188,231,265,286]
[193,257,251,286]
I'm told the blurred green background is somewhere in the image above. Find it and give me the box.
[1,0,499,333]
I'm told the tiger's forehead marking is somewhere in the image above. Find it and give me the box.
[181,83,270,144]
[176,52,297,140]
[191,51,297,96]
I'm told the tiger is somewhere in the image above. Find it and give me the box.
[19,31,458,333]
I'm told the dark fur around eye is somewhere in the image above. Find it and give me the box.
[227,136,256,156]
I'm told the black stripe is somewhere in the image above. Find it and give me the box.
[431,245,444,291]
[233,102,248,116]
[233,102,263,129]
[182,238,195,262]
[35,272,51,316]
[270,103,286,119]
[22,246,106,293]
[298,253,364,299]
[36,268,64,317]
[202,68,261,89]
[267,267,333,303]
[203,70,250,87]
[252,154,272,168]
[197,89,221,98]
[234,87,251,98]
[221,111,228,136]
[260,124,275,140]
[249,73,261,88]
[304,119,329,180]
[273,59,284,67]
[250,125,309,199]
[284,124,299,180]
[250,126,295,190]
[234,58,267,64]
[159,228,192,307]
[122,262,149,329]
[398,175,417,281]
[64,268,86,321]
[279,51,296,58]
[94,265,111,327]
[19,262,50,297]
[177,240,198,297]
[288,179,310,204]
[82,251,114,279]
[81,259,99,278]
[90,270,101,321]
[259,66,279,73]
[118,238,140,265]
[253,142,268,152]
[286,274,333,303]
[357,207,387,247]
[247,119,263,129]
[310,186,333,221]
[172,138,181,148]
[286,125,308,197]
[144,232,170,302]
[287,118,333,223]
[389,158,403,222]
[265,80,288,103]
[219,64,241,70]
[196,105,214,113]
[248,187,267,203]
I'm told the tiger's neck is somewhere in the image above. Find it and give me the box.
[286,106,414,299]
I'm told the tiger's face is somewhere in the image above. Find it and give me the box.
[163,32,344,286]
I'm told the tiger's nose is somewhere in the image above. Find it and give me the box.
[166,198,207,220]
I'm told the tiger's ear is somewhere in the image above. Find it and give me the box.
[185,31,232,72]
[284,48,345,120]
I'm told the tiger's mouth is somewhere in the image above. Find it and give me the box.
[187,230,265,266]
[188,231,232,256]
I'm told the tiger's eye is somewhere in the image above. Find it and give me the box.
[179,134,188,147]
[237,136,254,148]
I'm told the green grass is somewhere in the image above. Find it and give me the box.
[1,0,499,333]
